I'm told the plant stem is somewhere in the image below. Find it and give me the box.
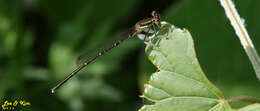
[227,95,260,103]
[219,0,260,80]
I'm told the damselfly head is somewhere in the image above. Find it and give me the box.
[151,10,160,22]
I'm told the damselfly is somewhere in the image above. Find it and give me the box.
[51,11,161,93]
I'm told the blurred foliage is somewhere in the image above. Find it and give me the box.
[0,0,259,111]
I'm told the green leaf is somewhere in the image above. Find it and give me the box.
[139,22,232,111]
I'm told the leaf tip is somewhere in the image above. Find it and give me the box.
[144,83,149,88]
[139,94,145,98]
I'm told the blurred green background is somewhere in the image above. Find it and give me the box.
[0,0,260,111]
